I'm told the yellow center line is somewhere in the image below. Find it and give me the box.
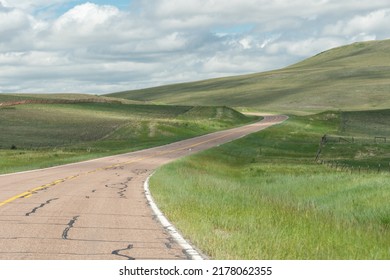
[0,117,282,208]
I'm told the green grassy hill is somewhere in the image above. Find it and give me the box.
[0,93,143,105]
[108,39,390,113]
[0,103,256,174]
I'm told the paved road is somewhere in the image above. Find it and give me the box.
[0,115,287,260]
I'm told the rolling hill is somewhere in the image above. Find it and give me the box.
[0,101,256,174]
[108,39,390,113]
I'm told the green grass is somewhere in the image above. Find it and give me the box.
[0,93,144,105]
[0,93,89,101]
[318,110,390,169]
[150,110,390,259]
[0,103,256,174]
[108,39,390,113]
[340,109,390,136]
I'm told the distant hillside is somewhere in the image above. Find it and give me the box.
[0,93,146,106]
[107,39,390,113]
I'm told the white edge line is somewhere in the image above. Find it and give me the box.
[143,173,205,260]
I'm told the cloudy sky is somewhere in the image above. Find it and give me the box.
[1,0,390,94]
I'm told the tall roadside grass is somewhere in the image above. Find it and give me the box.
[150,112,390,259]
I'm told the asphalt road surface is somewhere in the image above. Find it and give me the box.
[0,115,287,260]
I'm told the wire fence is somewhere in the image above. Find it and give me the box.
[315,134,390,175]
[316,159,390,174]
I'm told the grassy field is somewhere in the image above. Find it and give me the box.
[319,110,390,169]
[0,93,143,105]
[150,110,390,259]
[108,39,390,113]
[0,102,256,174]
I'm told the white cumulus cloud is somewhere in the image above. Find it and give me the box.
[1,0,390,94]
[324,9,390,37]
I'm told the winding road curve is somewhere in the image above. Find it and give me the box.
[0,115,287,260]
